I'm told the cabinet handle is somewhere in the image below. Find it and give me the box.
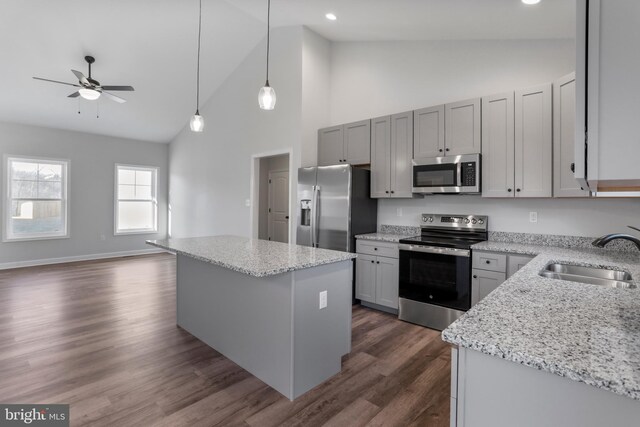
[507,188,512,192]
[385,190,389,194]
[445,148,450,152]
[516,188,521,192]
[570,162,575,173]
[374,247,378,251]
[390,190,395,194]
[473,275,478,279]
[485,260,491,264]
[377,261,380,264]
[371,260,374,263]
[439,149,443,153]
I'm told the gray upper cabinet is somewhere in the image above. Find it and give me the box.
[370,112,414,198]
[482,92,515,198]
[515,84,552,197]
[370,115,391,198]
[413,105,445,158]
[553,73,589,198]
[344,120,371,165]
[445,98,482,156]
[390,111,414,198]
[317,125,344,166]
[317,120,371,166]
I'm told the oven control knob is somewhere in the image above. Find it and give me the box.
[464,218,470,224]
[478,219,484,225]
[472,219,477,224]
[422,215,428,222]
[428,217,434,222]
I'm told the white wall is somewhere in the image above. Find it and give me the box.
[0,121,168,266]
[301,28,331,167]
[169,27,303,240]
[329,39,576,125]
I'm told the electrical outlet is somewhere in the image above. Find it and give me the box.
[529,212,538,223]
[397,208,403,217]
[319,290,327,309]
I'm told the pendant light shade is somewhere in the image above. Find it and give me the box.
[258,82,276,110]
[190,111,204,132]
[191,0,205,132]
[259,0,276,110]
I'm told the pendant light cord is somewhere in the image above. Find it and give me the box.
[266,0,270,83]
[196,0,202,113]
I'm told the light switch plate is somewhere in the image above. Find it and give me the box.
[319,290,327,309]
[529,212,538,223]
[245,199,251,207]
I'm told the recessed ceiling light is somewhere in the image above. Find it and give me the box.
[325,13,337,21]
[522,0,541,4]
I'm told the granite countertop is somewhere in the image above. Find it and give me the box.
[356,225,420,243]
[443,241,640,400]
[147,235,356,278]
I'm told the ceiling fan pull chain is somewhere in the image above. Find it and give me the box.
[96,100,100,119]
[77,98,81,115]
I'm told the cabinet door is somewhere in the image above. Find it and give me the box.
[370,115,391,198]
[445,98,481,156]
[515,84,552,197]
[317,125,344,166]
[414,105,445,159]
[507,255,534,279]
[390,111,414,198]
[471,269,506,306]
[553,73,589,198]
[376,257,399,309]
[344,119,371,165]
[356,254,377,303]
[482,92,515,198]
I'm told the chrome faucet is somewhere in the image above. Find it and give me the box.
[592,226,640,251]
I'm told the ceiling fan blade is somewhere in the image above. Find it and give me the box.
[102,91,126,103]
[101,85,134,91]
[68,91,80,98]
[33,77,81,87]
[71,69,90,85]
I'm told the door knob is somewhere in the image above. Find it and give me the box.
[285,216,289,219]
[571,162,575,173]
[473,275,478,279]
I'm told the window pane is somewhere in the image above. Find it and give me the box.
[11,180,37,198]
[118,201,154,231]
[118,168,136,185]
[11,161,38,180]
[118,184,135,199]
[10,200,64,236]
[135,185,152,200]
[38,164,62,181]
[135,170,153,186]
[37,181,62,199]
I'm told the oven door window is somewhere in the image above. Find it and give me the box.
[413,164,457,188]
[399,250,471,311]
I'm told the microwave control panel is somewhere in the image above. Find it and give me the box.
[461,162,476,187]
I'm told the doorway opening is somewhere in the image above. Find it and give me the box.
[257,154,290,243]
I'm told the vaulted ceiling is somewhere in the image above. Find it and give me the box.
[0,0,574,143]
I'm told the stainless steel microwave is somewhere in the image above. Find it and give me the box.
[412,154,481,194]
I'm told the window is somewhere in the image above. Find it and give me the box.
[5,156,69,241]
[115,165,158,234]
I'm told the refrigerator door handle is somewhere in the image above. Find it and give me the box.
[310,185,318,247]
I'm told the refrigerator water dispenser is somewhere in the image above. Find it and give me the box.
[300,200,311,226]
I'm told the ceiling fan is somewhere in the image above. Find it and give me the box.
[33,56,134,103]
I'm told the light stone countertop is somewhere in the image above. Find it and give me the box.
[355,233,416,243]
[147,235,357,278]
[443,240,640,400]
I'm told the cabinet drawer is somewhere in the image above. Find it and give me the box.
[356,240,398,258]
[472,251,507,272]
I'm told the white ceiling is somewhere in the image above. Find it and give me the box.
[0,0,574,143]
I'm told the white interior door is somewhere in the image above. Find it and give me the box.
[268,170,289,243]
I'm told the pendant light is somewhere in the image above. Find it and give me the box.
[190,0,204,132]
[258,0,276,110]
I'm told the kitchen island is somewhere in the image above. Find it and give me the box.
[443,240,640,426]
[147,235,356,400]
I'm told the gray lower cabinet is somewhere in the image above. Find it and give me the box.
[355,240,399,310]
[370,111,414,198]
[318,119,371,166]
[471,250,534,306]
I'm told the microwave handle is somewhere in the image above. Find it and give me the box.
[456,162,462,187]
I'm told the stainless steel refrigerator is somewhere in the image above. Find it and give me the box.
[296,164,377,253]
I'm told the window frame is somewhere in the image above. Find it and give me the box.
[114,163,158,236]
[3,154,70,242]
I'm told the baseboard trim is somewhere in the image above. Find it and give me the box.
[0,248,171,270]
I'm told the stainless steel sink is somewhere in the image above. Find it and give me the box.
[539,263,636,289]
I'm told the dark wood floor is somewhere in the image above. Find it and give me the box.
[0,254,451,426]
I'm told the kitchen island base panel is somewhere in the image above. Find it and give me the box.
[176,254,352,400]
[453,348,640,427]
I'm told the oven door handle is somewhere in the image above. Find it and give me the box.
[398,244,470,258]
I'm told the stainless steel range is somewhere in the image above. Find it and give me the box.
[398,213,488,331]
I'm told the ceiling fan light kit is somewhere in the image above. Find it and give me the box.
[78,88,101,101]
[190,0,205,133]
[259,0,276,110]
